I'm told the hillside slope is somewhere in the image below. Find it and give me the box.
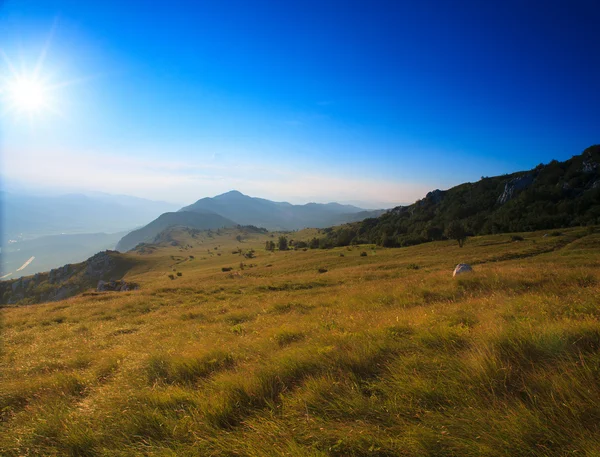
[115,211,236,252]
[0,250,137,305]
[316,145,600,247]
[2,226,599,455]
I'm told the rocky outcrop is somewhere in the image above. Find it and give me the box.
[97,280,139,292]
[581,151,598,173]
[85,251,117,278]
[497,174,534,204]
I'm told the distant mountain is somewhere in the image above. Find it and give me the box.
[313,145,600,248]
[179,190,385,230]
[115,211,236,252]
[0,192,179,240]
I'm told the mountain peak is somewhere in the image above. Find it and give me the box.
[216,190,246,198]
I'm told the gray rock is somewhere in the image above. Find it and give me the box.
[453,263,473,277]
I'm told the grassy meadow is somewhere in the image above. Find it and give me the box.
[2,227,600,456]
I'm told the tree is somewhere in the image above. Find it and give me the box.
[309,237,320,249]
[265,240,275,251]
[446,221,467,247]
[278,236,288,251]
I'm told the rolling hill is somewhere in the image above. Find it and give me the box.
[115,211,236,252]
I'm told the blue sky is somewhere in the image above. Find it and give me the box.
[1,0,599,207]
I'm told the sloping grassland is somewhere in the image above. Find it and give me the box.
[2,227,600,456]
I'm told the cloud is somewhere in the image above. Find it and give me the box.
[2,147,432,206]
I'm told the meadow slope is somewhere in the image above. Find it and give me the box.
[2,227,600,456]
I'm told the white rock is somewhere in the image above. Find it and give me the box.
[453,264,473,277]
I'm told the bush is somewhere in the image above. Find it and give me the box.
[511,235,524,241]
[360,251,367,257]
[176,272,182,277]
[222,267,233,272]
[318,268,328,274]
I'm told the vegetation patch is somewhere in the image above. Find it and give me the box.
[145,350,235,386]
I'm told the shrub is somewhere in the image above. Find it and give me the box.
[511,235,524,241]
[360,251,367,257]
[222,267,233,272]
[318,268,328,273]
[168,274,175,280]
[176,272,182,277]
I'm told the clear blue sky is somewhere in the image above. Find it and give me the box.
[1,0,599,207]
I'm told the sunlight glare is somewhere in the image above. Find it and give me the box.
[7,77,48,113]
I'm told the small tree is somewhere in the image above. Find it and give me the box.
[446,220,467,247]
[278,236,288,251]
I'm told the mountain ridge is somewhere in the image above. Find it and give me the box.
[114,193,385,252]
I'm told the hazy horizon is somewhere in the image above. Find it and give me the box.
[0,182,403,210]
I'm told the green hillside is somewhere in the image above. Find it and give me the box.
[315,145,600,248]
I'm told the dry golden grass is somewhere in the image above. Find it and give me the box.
[1,227,600,456]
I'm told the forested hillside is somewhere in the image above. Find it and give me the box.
[314,145,599,248]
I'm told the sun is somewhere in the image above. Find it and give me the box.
[6,76,49,114]
[0,23,72,120]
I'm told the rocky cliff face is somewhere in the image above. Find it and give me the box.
[497,174,535,204]
[0,251,136,306]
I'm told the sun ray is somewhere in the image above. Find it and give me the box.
[33,17,59,79]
